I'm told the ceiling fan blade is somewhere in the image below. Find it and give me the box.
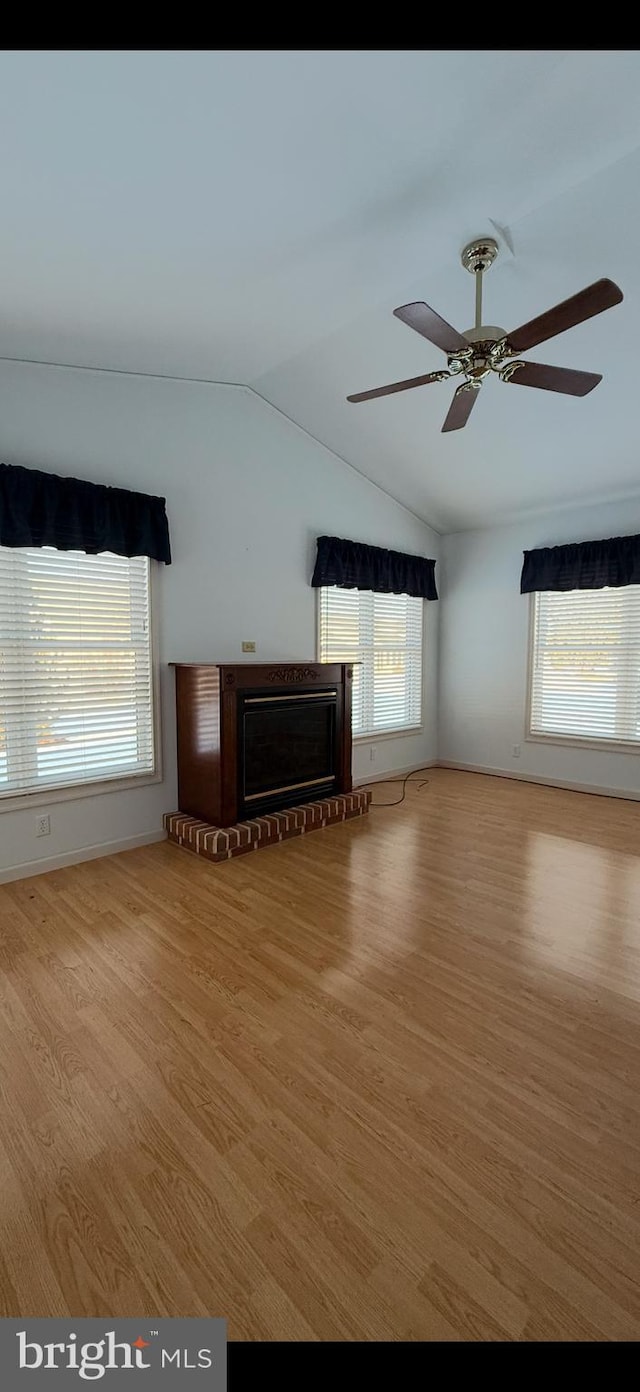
[394,301,469,354]
[442,382,480,433]
[347,370,449,403]
[503,361,602,396]
[506,278,623,354]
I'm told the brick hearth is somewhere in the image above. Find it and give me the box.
[164,789,371,864]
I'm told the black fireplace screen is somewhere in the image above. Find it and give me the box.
[240,690,337,810]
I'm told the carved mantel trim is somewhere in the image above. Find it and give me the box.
[265,667,319,684]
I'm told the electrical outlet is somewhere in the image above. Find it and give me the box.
[242,641,256,653]
[36,814,51,837]
[369,746,376,763]
[512,744,521,758]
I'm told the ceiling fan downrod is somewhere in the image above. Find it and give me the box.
[460,237,499,332]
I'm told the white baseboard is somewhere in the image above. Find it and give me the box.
[354,759,437,788]
[437,760,640,803]
[2,769,435,883]
[0,829,167,885]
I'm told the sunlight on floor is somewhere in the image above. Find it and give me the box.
[524,830,640,989]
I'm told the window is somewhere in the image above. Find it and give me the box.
[318,586,423,738]
[0,546,156,798]
[529,586,640,746]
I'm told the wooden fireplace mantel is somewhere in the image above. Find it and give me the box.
[171,662,353,827]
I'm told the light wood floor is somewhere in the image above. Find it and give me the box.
[1,768,640,1340]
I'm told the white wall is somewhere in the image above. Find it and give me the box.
[0,363,440,879]
[439,497,640,798]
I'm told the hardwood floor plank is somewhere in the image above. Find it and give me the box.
[369,1260,462,1342]
[1,768,640,1338]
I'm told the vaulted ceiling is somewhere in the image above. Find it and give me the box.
[1,49,639,531]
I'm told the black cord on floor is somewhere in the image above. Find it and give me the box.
[358,765,433,808]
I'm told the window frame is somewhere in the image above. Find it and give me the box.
[0,551,163,812]
[316,586,424,742]
[525,589,640,754]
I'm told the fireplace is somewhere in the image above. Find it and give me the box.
[172,663,353,827]
[239,687,337,817]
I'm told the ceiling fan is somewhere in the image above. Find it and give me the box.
[347,238,623,432]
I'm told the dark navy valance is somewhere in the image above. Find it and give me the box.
[521,533,640,594]
[312,534,437,599]
[0,462,171,564]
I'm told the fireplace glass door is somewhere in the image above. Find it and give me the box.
[239,689,337,816]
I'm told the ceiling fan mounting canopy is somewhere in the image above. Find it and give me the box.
[346,233,623,432]
[460,236,499,275]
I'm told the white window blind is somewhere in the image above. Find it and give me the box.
[0,546,155,798]
[529,586,640,745]
[318,586,423,737]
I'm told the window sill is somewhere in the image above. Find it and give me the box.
[526,732,640,755]
[354,726,423,744]
[0,768,163,814]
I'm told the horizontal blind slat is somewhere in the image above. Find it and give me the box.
[0,545,155,796]
[530,586,640,744]
[318,585,423,737]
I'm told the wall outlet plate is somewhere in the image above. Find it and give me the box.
[512,744,521,758]
[242,641,256,653]
[36,814,51,837]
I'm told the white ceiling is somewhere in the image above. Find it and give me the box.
[1,49,640,531]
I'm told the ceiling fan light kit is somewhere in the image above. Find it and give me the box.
[347,236,623,432]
